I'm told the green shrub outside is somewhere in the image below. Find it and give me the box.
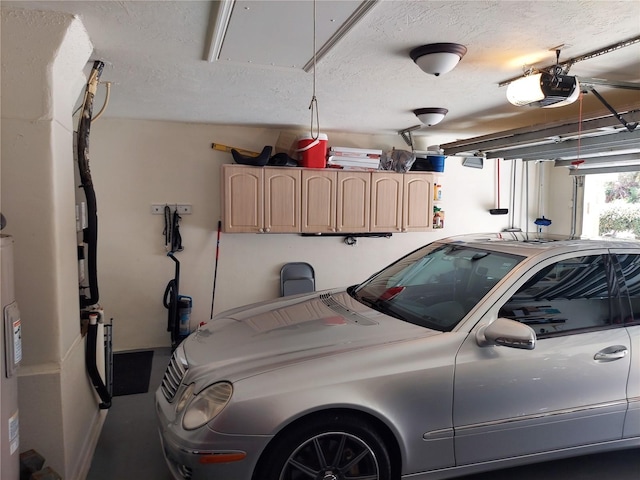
[599,202,640,238]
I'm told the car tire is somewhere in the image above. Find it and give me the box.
[255,412,393,480]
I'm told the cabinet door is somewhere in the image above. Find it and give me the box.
[264,168,301,233]
[222,165,263,233]
[403,173,433,231]
[370,172,403,232]
[302,169,337,233]
[336,171,371,233]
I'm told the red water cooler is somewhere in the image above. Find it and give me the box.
[1,234,21,479]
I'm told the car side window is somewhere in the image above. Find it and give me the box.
[611,253,640,326]
[499,255,620,337]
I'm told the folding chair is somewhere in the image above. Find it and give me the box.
[280,262,315,296]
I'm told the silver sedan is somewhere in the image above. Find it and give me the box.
[156,233,640,479]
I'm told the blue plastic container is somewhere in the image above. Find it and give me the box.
[427,155,445,172]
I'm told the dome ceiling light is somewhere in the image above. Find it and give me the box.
[413,107,448,126]
[410,43,467,76]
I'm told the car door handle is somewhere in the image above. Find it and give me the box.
[594,345,628,362]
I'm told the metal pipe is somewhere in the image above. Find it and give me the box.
[104,320,113,398]
[587,87,638,132]
[86,312,111,409]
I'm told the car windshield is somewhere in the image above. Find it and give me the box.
[351,243,523,331]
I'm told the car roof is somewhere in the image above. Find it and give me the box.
[435,232,640,259]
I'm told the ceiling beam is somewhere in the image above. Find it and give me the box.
[555,152,640,167]
[568,164,640,175]
[498,35,640,87]
[577,77,640,91]
[484,129,640,160]
[303,0,380,72]
[441,110,640,155]
[204,0,236,62]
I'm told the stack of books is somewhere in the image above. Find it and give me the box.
[327,147,382,170]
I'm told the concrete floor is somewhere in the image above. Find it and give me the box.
[87,347,640,480]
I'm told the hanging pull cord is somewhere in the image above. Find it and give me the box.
[308,0,320,139]
[309,96,319,140]
[572,92,585,168]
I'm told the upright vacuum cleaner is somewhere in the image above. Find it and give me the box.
[163,208,191,350]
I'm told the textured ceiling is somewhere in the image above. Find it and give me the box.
[3,0,640,145]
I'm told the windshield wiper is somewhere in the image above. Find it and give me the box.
[357,295,405,321]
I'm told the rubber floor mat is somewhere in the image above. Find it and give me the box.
[112,350,154,396]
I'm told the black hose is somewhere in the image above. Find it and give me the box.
[78,60,104,308]
[86,317,111,409]
[164,278,177,333]
[165,253,180,347]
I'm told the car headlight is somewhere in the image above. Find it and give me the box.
[182,381,233,430]
[175,383,195,415]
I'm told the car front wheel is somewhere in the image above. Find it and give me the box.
[256,413,393,480]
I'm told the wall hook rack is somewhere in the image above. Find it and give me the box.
[151,204,192,215]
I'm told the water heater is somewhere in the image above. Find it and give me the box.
[1,234,21,479]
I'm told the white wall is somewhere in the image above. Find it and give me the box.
[506,159,576,237]
[1,8,104,479]
[87,119,578,351]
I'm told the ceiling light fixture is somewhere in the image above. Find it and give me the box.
[414,107,448,126]
[410,43,467,76]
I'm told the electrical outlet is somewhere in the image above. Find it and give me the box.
[177,204,192,215]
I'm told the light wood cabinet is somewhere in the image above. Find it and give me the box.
[336,171,371,233]
[222,165,300,233]
[301,169,337,233]
[222,165,262,233]
[370,172,404,232]
[403,173,434,231]
[370,172,434,232]
[222,165,435,234]
[302,170,373,233]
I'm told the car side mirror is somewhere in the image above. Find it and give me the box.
[476,318,536,350]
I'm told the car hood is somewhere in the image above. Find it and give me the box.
[182,290,439,382]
